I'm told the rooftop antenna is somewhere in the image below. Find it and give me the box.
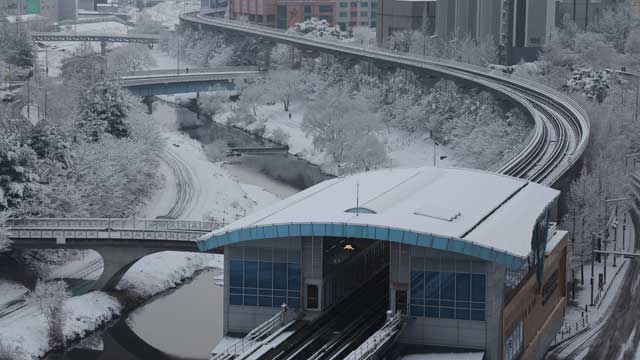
[356,182,359,216]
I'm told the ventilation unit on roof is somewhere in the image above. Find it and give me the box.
[414,203,461,221]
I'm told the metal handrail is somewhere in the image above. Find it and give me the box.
[344,311,405,360]
[211,307,296,360]
[5,218,221,231]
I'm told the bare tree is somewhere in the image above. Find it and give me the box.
[269,70,301,112]
[107,44,156,74]
[25,280,70,348]
[302,88,386,170]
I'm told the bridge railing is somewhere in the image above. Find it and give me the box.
[5,218,221,232]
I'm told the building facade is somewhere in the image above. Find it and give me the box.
[229,0,277,26]
[376,0,558,63]
[275,0,336,29]
[335,0,377,30]
[200,167,569,360]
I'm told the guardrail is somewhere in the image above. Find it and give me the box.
[5,218,220,232]
[211,306,297,360]
[344,311,405,360]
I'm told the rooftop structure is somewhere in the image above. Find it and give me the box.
[198,166,559,269]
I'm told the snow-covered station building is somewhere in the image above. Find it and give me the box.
[198,167,568,360]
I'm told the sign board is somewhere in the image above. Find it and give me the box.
[25,0,40,14]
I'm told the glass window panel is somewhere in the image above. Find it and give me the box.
[274,263,287,289]
[288,290,300,298]
[425,271,439,300]
[441,272,455,300]
[426,299,439,306]
[472,302,485,310]
[273,297,286,307]
[230,287,243,294]
[425,306,439,318]
[245,247,259,260]
[274,290,287,297]
[411,298,424,306]
[288,263,301,290]
[472,274,486,302]
[259,296,273,307]
[287,249,301,263]
[244,260,258,288]
[456,308,470,320]
[456,301,471,309]
[440,300,454,308]
[259,289,273,296]
[243,295,257,306]
[410,305,424,317]
[440,307,454,319]
[230,294,243,305]
[244,288,257,295]
[259,261,273,289]
[288,297,301,308]
[230,260,243,287]
[456,273,471,301]
[410,271,424,300]
[471,310,485,321]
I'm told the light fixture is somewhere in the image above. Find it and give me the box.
[344,244,355,251]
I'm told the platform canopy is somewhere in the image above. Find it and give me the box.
[198,167,559,270]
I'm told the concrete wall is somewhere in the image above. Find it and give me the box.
[392,244,502,356]
[224,237,302,335]
[58,0,77,21]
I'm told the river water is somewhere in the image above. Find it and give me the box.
[48,100,328,359]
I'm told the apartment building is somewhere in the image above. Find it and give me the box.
[335,0,377,30]
[275,0,335,29]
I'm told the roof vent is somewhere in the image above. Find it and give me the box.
[345,207,376,214]
[414,203,461,221]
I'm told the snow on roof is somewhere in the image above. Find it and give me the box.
[200,167,559,263]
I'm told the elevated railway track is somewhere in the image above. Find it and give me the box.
[181,11,590,188]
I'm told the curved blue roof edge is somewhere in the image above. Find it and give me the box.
[197,223,526,270]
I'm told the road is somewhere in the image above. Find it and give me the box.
[585,259,640,359]
[158,147,196,220]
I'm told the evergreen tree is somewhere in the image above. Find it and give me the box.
[0,134,41,211]
[76,77,131,141]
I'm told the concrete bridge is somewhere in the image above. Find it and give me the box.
[121,66,263,96]
[4,218,221,291]
[31,32,161,55]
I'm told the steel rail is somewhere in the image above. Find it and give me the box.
[182,11,590,186]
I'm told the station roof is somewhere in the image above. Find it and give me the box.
[198,167,559,269]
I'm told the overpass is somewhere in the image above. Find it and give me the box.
[121,66,263,96]
[4,218,221,291]
[181,10,590,188]
[31,32,160,55]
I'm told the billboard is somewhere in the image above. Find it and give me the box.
[25,0,41,14]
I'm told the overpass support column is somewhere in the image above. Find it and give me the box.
[256,38,274,69]
[100,41,107,56]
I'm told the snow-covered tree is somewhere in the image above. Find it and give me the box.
[25,280,69,348]
[107,44,156,74]
[60,44,104,85]
[563,67,611,103]
[0,134,41,212]
[0,211,11,253]
[302,88,386,170]
[288,18,345,39]
[590,4,635,53]
[76,77,131,141]
[270,128,290,146]
[198,94,226,117]
[269,70,302,111]
[239,82,265,116]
